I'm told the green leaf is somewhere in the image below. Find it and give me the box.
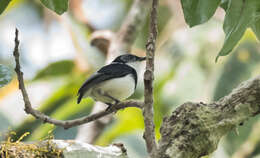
[0,0,11,15]
[251,18,260,41]
[220,0,229,11]
[216,0,260,62]
[34,60,74,80]
[40,0,68,15]
[181,0,220,27]
[0,64,12,88]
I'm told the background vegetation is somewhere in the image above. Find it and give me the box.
[0,0,260,157]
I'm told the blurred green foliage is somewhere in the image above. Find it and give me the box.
[134,5,172,49]
[213,42,260,101]
[96,108,144,146]
[39,0,68,15]
[251,19,260,41]
[0,0,260,158]
[0,64,12,88]
[0,0,11,14]
[34,60,75,80]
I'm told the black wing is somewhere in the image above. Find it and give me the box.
[77,63,137,104]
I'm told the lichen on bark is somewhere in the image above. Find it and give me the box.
[158,76,260,158]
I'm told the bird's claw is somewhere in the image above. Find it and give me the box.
[105,101,120,112]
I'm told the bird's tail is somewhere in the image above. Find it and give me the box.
[77,93,83,104]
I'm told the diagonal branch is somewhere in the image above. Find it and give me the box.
[142,0,159,157]
[115,0,151,53]
[158,75,260,158]
[106,0,151,61]
[91,0,152,59]
[13,28,143,129]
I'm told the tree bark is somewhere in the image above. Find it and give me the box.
[158,75,260,158]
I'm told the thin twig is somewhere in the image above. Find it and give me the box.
[13,28,143,129]
[143,0,159,157]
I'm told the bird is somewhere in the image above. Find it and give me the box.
[77,54,146,110]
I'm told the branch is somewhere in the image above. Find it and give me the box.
[158,75,260,158]
[13,28,142,129]
[115,0,151,52]
[143,0,158,157]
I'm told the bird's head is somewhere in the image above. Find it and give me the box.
[112,54,146,64]
[112,54,146,70]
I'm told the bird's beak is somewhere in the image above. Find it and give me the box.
[139,57,146,61]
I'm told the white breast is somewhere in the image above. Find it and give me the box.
[90,74,136,104]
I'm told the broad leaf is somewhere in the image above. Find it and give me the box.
[216,0,260,61]
[34,60,74,80]
[40,0,68,15]
[181,0,220,27]
[0,0,11,15]
[220,0,229,11]
[251,18,260,41]
[0,64,12,88]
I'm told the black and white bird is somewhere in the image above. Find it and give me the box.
[77,54,146,109]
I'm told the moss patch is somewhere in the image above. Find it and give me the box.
[0,132,63,158]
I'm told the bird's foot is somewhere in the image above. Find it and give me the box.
[105,103,113,111]
[105,101,120,111]
[114,99,120,105]
[97,89,120,104]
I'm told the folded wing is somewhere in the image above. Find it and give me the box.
[77,63,137,104]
